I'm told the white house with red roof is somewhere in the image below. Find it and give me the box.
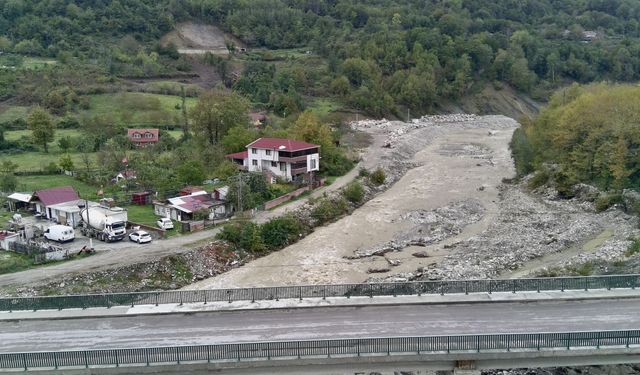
[226,138,320,182]
[30,186,83,226]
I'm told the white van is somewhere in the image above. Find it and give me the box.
[44,225,75,243]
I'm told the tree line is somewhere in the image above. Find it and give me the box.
[3,0,640,116]
[511,83,640,197]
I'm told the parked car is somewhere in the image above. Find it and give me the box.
[156,217,174,230]
[128,230,152,244]
[44,225,75,243]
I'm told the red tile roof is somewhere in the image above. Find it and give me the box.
[127,128,159,143]
[225,150,248,160]
[33,186,80,206]
[246,138,319,152]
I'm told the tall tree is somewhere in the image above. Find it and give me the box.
[27,107,55,153]
[190,91,249,146]
[180,85,189,139]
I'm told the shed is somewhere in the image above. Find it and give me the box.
[131,192,151,205]
[0,231,20,251]
[7,192,33,212]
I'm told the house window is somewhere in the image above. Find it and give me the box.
[271,161,277,167]
[133,133,141,139]
[266,150,271,156]
[252,160,258,166]
[310,159,317,170]
[280,162,286,171]
[145,132,153,138]
[252,148,257,154]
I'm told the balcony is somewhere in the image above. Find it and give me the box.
[292,167,308,175]
[277,155,310,163]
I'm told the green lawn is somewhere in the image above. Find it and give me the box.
[0,106,30,123]
[15,175,100,198]
[308,98,342,119]
[127,205,180,237]
[22,57,57,70]
[126,205,158,226]
[0,251,35,275]
[5,129,83,152]
[81,93,198,126]
[166,130,184,140]
[2,152,98,173]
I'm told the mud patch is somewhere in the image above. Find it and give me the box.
[437,142,493,159]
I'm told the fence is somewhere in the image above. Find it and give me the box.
[1,330,639,371]
[263,185,311,210]
[0,274,637,312]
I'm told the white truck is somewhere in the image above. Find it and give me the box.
[80,204,128,242]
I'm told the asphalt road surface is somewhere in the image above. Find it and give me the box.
[2,299,639,352]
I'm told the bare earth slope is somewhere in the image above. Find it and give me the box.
[161,22,246,55]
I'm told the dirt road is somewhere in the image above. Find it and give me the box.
[0,143,360,289]
[187,115,519,289]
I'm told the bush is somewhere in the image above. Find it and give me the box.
[625,239,640,257]
[217,222,244,245]
[528,170,549,189]
[260,215,305,250]
[571,262,594,276]
[510,127,535,177]
[358,167,370,177]
[595,193,622,212]
[217,221,265,253]
[369,168,386,185]
[44,162,59,174]
[239,222,265,253]
[311,196,349,225]
[342,181,364,204]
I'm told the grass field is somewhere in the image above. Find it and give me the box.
[126,205,158,226]
[1,152,98,173]
[166,130,184,140]
[23,57,57,70]
[81,93,198,126]
[308,98,342,119]
[0,106,30,123]
[5,129,83,151]
[14,175,100,198]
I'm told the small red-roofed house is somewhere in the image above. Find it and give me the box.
[127,128,159,147]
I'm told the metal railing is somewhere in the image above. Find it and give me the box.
[0,274,638,312]
[1,330,639,371]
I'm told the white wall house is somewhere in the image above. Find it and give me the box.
[226,138,320,182]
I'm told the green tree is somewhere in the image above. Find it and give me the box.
[291,111,334,151]
[342,181,365,204]
[58,136,72,152]
[176,160,205,186]
[0,160,18,175]
[27,107,55,153]
[221,125,258,154]
[0,174,16,192]
[190,91,250,146]
[59,154,74,172]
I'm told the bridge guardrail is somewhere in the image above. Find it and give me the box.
[1,330,639,371]
[0,274,638,312]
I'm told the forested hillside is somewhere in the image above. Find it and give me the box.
[511,83,640,199]
[2,0,640,116]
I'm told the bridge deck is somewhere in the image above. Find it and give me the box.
[2,298,639,352]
